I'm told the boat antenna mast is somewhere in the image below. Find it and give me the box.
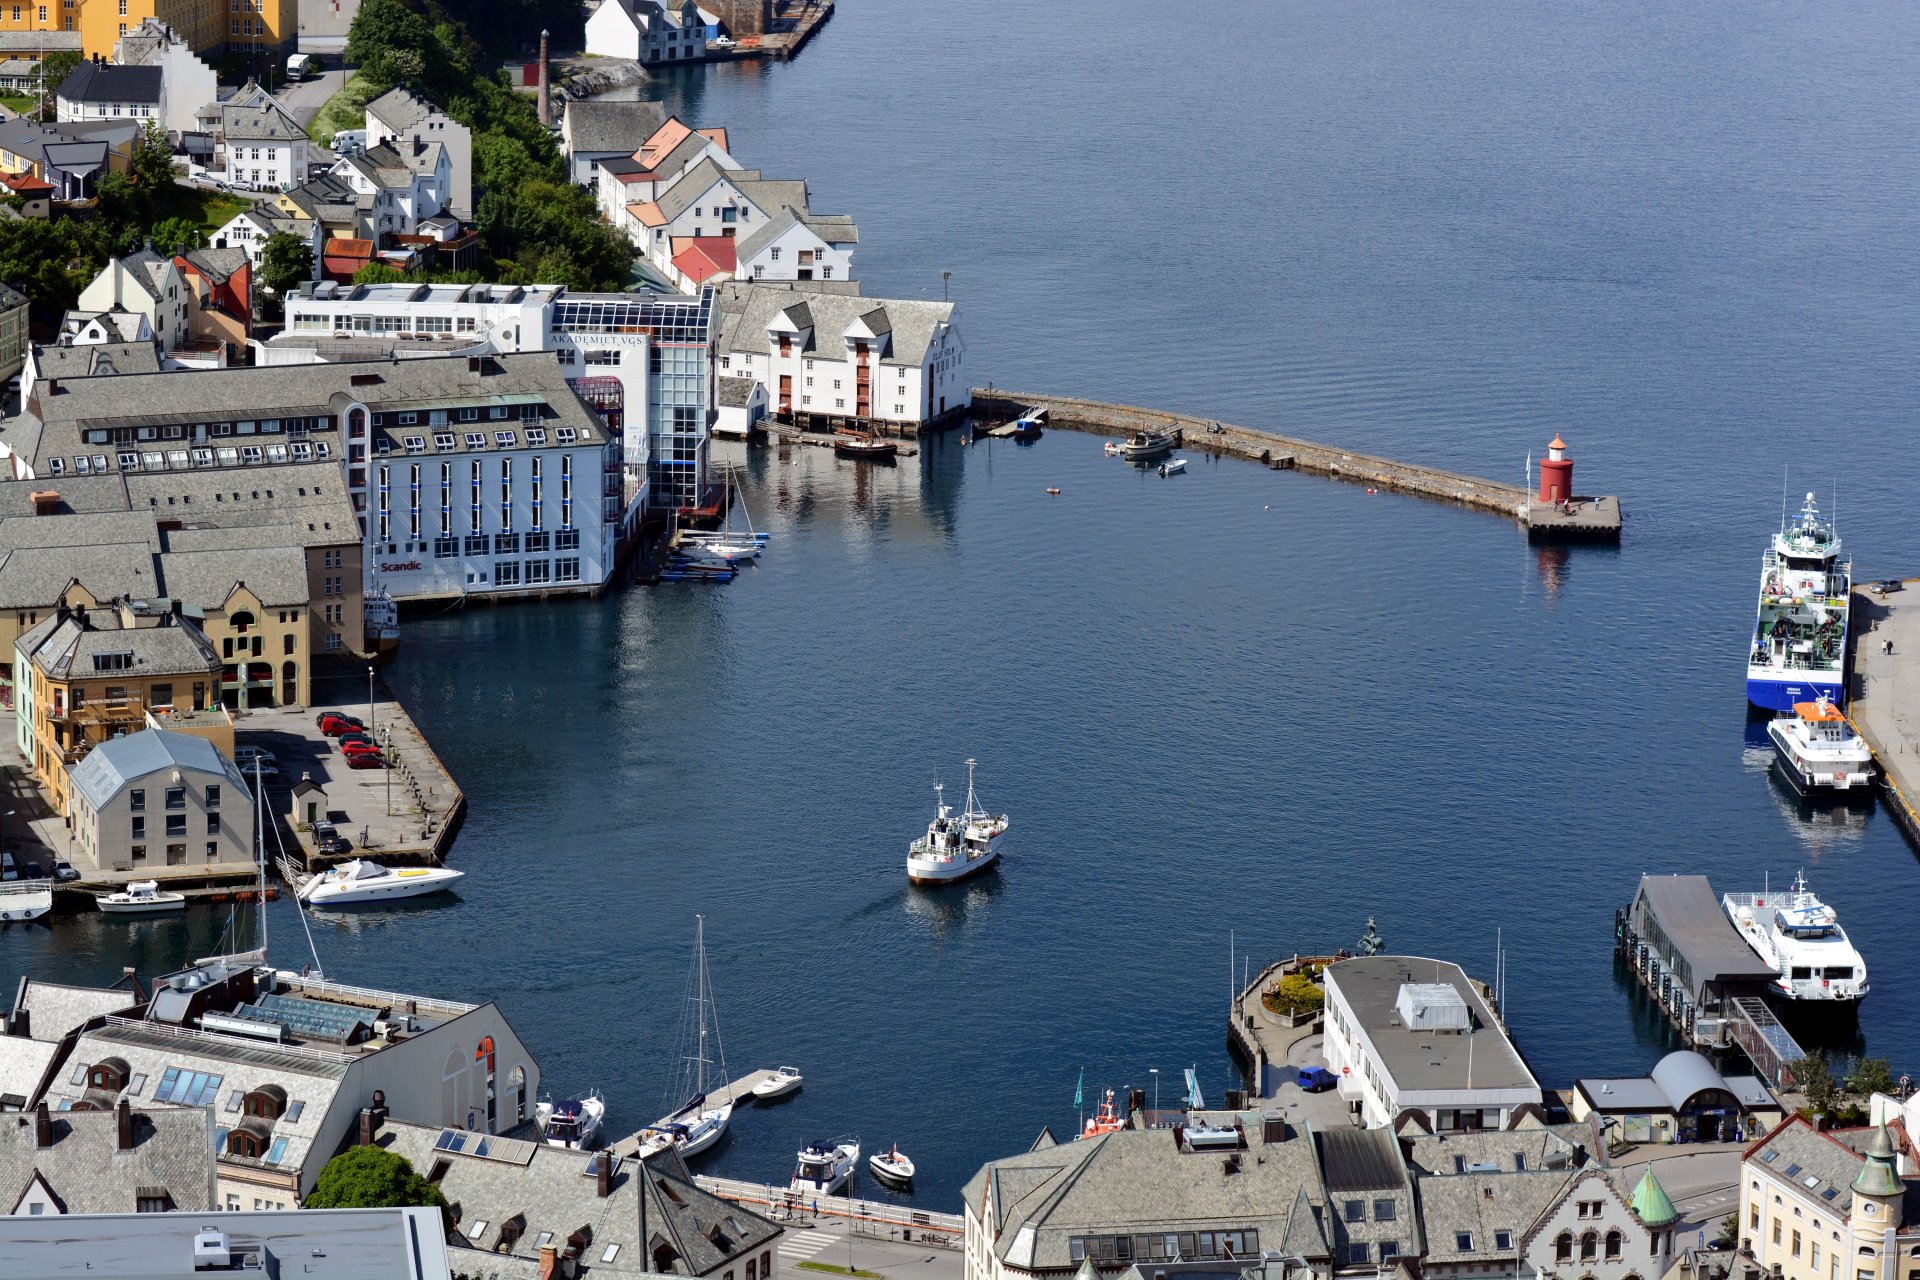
[254,759,268,963]
[1779,465,1789,534]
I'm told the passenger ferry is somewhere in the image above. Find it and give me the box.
[1768,698,1874,795]
[906,759,1009,886]
[1747,493,1849,712]
[1721,872,1868,1004]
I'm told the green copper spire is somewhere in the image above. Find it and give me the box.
[1852,1127,1902,1198]
[1630,1167,1679,1226]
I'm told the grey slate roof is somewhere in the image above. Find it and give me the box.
[182,246,252,285]
[33,338,162,376]
[68,727,249,813]
[653,157,761,224]
[0,1105,216,1214]
[12,977,141,1043]
[0,30,79,52]
[17,603,221,682]
[365,86,435,132]
[221,104,307,143]
[157,544,310,610]
[0,1033,58,1105]
[716,376,757,408]
[564,98,669,156]
[381,1119,781,1276]
[57,62,162,106]
[1747,1119,1877,1215]
[1403,1125,1594,1179]
[734,207,858,264]
[0,541,156,609]
[1417,1167,1570,1265]
[0,118,138,169]
[0,510,159,550]
[714,281,955,368]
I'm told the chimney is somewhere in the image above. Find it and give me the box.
[1262,1111,1287,1145]
[116,1097,134,1150]
[10,1009,28,1040]
[539,1244,559,1280]
[537,29,552,128]
[28,490,59,516]
[595,1152,612,1199]
[33,1102,51,1149]
[357,1105,382,1146]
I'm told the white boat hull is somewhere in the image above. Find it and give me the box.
[1767,719,1874,793]
[907,843,1000,886]
[0,880,52,922]
[752,1072,802,1100]
[791,1142,859,1196]
[303,865,464,906]
[869,1153,915,1182]
[98,892,186,915]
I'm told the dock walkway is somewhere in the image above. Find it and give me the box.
[970,390,1620,541]
[1846,583,1920,843]
[607,1067,785,1158]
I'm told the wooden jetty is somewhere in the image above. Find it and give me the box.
[969,390,1621,541]
[1845,581,1920,844]
[606,1067,787,1159]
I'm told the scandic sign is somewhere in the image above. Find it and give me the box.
[379,562,423,573]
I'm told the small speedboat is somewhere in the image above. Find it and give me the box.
[869,1144,915,1184]
[97,880,186,915]
[536,1092,606,1149]
[791,1137,860,1196]
[753,1067,803,1100]
[0,879,52,923]
[300,859,464,906]
[1120,429,1174,461]
[1158,457,1187,476]
[1008,409,1046,438]
[1103,441,1125,456]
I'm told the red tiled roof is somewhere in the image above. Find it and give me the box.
[2,170,52,195]
[671,236,737,284]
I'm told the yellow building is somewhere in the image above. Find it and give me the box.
[77,0,295,60]
[1739,1118,1915,1280]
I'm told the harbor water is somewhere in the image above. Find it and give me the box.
[6,0,1920,1208]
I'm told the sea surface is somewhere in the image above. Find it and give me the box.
[6,0,1920,1210]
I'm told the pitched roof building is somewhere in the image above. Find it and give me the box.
[0,1206,453,1278]
[1,1099,216,1216]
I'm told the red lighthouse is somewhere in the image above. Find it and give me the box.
[1538,434,1574,504]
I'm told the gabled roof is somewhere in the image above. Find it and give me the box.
[715,281,956,368]
[11,977,141,1043]
[563,98,669,156]
[56,63,162,106]
[220,104,306,143]
[0,1107,215,1215]
[653,156,756,224]
[0,541,155,609]
[18,604,221,685]
[67,727,250,813]
[364,86,437,132]
[35,337,162,375]
[670,236,736,285]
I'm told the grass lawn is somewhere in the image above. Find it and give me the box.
[0,93,35,114]
[155,184,253,233]
[309,72,373,148]
[795,1265,884,1279]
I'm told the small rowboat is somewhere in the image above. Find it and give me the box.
[752,1067,803,1100]
[869,1144,915,1183]
[1158,457,1187,477]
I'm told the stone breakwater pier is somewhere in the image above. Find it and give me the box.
[1846,582,1920,846]
[969,390,1621,541]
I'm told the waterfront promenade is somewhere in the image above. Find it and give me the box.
[1848,582,1920,843]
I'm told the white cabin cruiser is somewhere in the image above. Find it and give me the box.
[300,859,464,906]
[1768,698,1874,794]
[907,759,1009,886]
[0,878,52,922]
[791,1138,860,1196]
[752,1067,802,1100]
[97,880,186,914]
[535,1093,606,1149]
[1722,872,1868,1003]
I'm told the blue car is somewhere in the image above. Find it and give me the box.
[1296,1067,1338,1092]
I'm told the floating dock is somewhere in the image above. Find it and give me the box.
[1845,582,1920,844]
[1615,875,1804,1087]
[606,1067,788,1159]
[969,390,1621,541]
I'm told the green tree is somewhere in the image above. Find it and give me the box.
[147,217,205,256]
[259,232,315,299]
[0,217,95,322]
[1846,1056,1897,1101]
[352,262,410,285]
[1791,1051,1840,1118]
[36,50,80,118]
[305,1146,447,1211]
[1716,1213,1739,1250]
[132,121,177,196]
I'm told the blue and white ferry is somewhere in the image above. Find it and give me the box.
[1747,493,1850,712]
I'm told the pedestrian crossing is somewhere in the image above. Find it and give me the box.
[779,1229,841,1260]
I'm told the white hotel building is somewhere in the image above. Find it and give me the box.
[276,283,717,514]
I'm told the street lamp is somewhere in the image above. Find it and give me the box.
[367,666,376,738]
[1150,1067,1160,1115]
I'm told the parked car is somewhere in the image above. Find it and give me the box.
[311,822,349,855]
[341,739,382,758]
[233,747,279,776]
[52,860,80,883]
[336,732,375,750]
[1872,579,1903,595]
[317,712,366,736]
[346,752,385,770]
[1295,1066,1338,1093]
[711,35,736,47]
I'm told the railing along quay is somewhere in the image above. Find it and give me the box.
[689,1173,964,1247]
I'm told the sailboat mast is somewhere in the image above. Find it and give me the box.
[255,760,268,961]
[694,914,707,1097]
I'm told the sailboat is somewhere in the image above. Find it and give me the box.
[679,469,768,563]
[636,915,734,1161]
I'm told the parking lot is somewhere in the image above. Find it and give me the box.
[236,670,462,870]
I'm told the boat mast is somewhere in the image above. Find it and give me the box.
[254,759,268,962]
[965,757,978,817]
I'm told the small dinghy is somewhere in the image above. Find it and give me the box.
[869,1144,915,1184]
[753,1067,803,1100]
[1158,457,1187,476]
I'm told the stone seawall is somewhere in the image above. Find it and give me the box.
[972,390,1531,520]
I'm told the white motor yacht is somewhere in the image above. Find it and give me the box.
[0,878,52,922]
[535,1093,606,1149]
[97,880,186,914]
[791,1138,860,1196]
[299,859,464,906]
[752,1067,803,1100]
[1722,872,1868,1003]
[907,759,1009,886]
[1768,698,1874,794]
[869,1144,915,1183]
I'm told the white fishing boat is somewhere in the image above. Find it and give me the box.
[869,1144,915,1183]
[97,880,186,915]
[636,915,734,1162]
[535,1092,606,1149]
[1120,429,1174,461]
[791,1137,860,1196]
[364,581,400,656]
[299,859,465,906]
[1747,492,1849,711]
[1768,698,1874,794]
[1158,457,1187,476]
[1721,872,1869,1004]
[906,758,1010,887]
[0,878,52,922]
[752,1067,803,1100]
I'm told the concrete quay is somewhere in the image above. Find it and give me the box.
[970,390,1621,541]
[1846,582,1920,844]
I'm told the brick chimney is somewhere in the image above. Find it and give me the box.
[537,29,552,128]
[33,1101,52,1149]
[357,1105,382,1146]
[595,1152,612,1199]
[116,1097,134,1150]
[538,1244,559,1280]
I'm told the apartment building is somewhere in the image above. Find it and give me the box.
[77,0,295,59]
[1738,1119,1918,1280]
[66,726,254,880]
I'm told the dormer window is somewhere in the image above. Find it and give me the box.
[87,1057,129,1092]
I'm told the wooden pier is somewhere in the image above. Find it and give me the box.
[606,1067,787,1158]
[1845,581,1920,845]
[969,390,1622,541]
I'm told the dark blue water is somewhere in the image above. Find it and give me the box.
[7,0,1919,1209]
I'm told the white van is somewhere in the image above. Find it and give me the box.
[331,129,367,157]
[286,53,315,80]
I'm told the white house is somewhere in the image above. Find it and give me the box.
[585,0,716,66]
[76,249,190,353]
[598,115,741,231]
[631,156,807,278]
[54,63,162,125]
[714,281,968,429]
[209,206,323,278]
[113,19,217,138]
[364,87,471,220]
[559,97,668,187]
[732,207,857,283]
[1321,954,1544,1131]
[217,103,312,193]
[712,374,766,438]
[330,139,449,236]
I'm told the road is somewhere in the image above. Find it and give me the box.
[279,68,348,130]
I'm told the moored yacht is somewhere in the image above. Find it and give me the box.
[97,880,187,914]
[1079,1089,1125,1140]
[536,1093,606,1149]
[906,759,1009,886]
[1120,429,1174,461]
[1721,872,1868,1003]
[635,916,734,1162]
[299,859,464,906]
[1768,698,1874,794]
[1747,493,1849,712]
[0,878,52,923]
[791,1137,859,1196]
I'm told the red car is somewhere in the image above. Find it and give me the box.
[341,739,382,758]
[346,752,385,770]
[318,713,367,736]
